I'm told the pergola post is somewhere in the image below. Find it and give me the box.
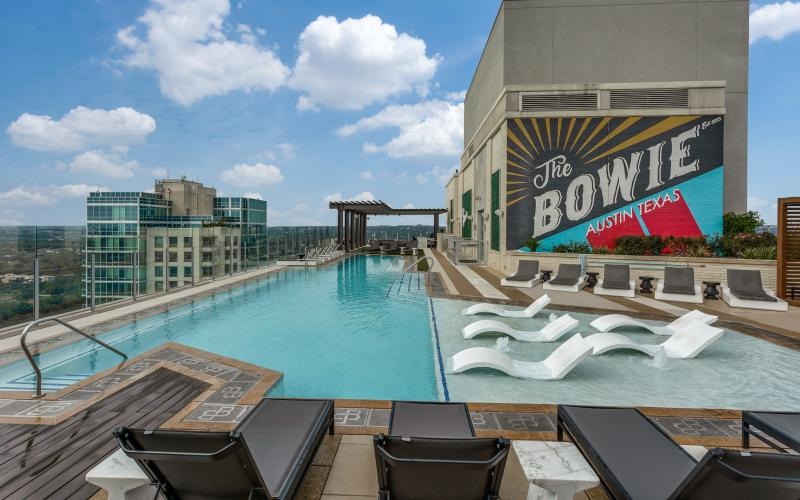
[337,208,344,244]
[362,215,368,247]
[433,213,439,246]
[347,210,354,251]
[343,210,350,251]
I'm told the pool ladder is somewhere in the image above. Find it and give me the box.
[385,257,433,297]
[20,316,128,398]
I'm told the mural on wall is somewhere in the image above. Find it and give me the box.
[505,116,724,251]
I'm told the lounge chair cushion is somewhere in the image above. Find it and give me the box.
[560,406,697,499]
[601,264,630,290]
[506,260,539,281]
[549,264,581,286]
[744,411,800,452]
[727,269,777,302]
[234,398,333,500]
[662,267,696,295]
[389,402,475,438]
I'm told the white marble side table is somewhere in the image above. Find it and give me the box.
[85,449,155,500]
[499,440,600,500]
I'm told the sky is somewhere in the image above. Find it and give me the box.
[0,0,799,227]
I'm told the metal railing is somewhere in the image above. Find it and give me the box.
[20,316,128,398]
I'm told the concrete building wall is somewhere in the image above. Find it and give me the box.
[464,8,505,146]
[465,0,748,213]
[156,178,216,216]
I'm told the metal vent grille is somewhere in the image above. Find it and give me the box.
[520,93,598,112]
[610,88,689,109]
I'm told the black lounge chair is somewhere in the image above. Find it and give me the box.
[743,411,800,453]
[557,405,800,499]
[543,263,585,292]
[662,267,695,295]
[727,269,777,302]
[374,401,509,500]
[594,264,634,297]
[501,260,540,287]
[114,398,334,500]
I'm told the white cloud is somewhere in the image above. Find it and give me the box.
[69,150,139,178]
[290,15,441,110]
[360,170,374,180]
[150,167,168,177]
[0,187,55,206]
[241,191,263,199]
[0,184,109,207]
[748,196,769,210]
[430,165,458,186]
[338,99,463,158]
[260,142,295,160]
[750,2,800,43]
[446,90,467,101]
[51,183,110,197]
[116,0,290,105]
[220,162,284,186]
[402,203,415,209]
[269,203,326,225]
[414,173,428,185]
[7,106,156,152]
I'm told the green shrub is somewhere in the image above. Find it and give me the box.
[552,241,592,254]
[737,245,777,260]
[524,238,540,252]
[614,235,666,256]
[723,211,764,235]
[591,246,612,254]
[417,259,430,272]
[708,231,777,257]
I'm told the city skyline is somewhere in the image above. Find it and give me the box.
[1,0,799,226]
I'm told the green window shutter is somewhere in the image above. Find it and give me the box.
[462,190,472,239]
[491,171,500,251]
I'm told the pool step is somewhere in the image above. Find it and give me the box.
[0,372,92,392]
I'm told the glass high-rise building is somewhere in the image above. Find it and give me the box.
[84,179,267,305]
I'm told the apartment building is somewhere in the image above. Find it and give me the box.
[446,0,748,266]
[84,178,267,304]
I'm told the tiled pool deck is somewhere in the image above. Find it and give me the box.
[0,250,797,499]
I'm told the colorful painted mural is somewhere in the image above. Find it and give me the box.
[505,116,724,251]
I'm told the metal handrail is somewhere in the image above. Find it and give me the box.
[20,316,128,398]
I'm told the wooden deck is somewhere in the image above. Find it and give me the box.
[0,368,209,499]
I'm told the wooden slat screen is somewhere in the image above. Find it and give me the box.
[778,197,800,305]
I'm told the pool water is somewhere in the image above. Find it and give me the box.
[432,298,800,411]
[3,256,438,400]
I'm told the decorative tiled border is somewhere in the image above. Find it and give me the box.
[0,342,282,428]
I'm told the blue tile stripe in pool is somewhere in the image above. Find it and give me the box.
[429,297,450,401]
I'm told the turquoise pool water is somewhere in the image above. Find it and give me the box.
[433,298,800,411]
[3,256,438,400]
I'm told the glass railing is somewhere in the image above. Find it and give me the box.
[0,225,343,330]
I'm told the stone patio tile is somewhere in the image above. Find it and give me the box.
[494,412,554,432]
[471,411,500,430]
[366,408,389,427]
[322,441,378,497]
[335,408,368,426]
[0,400,39,416]
[184,403,252,423]
[204,381,256,404]
[654,417,730,437]
[312,434,342,467]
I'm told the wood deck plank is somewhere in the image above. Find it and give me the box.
[0,368,208,500]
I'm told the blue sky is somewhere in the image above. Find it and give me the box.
[0,0,798,226]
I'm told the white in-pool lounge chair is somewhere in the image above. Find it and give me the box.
[593,264,635,298]
[585,321,725,359]
[447,334,593,380]
[654,267,703,304]
[722,269,789,312]
[461,294,551,317]
[590,309,718,336]
[500,260,541,288]
[542,264,586,293]
[461,314,579,342]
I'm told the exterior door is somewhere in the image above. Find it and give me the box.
[476,210,485,262]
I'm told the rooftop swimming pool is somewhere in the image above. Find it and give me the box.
[1,256,438,400]
[3,255,800,410]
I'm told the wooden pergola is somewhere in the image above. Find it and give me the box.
[328,200,447,252]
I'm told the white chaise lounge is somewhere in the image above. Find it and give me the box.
[722,269,789,312]
[589,309,718,336]
[500,260,541,288]
[462,294,551,317]
[585,321,725,359]
[461,314,579,342]
[447,334,593,380]
[542,264,586,293]
[593,264,635,298]
[654,267,703,304]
